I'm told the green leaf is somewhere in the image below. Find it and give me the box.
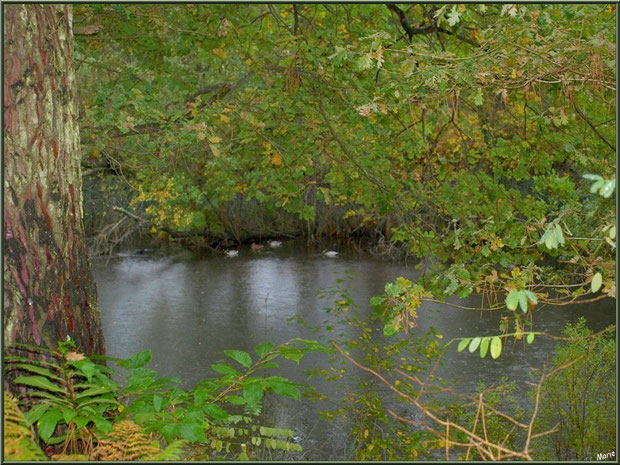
[211,363,239,377]
[526,333,535,344]
[554,223,565,245]
[582,174,604,181]
[118,350,152,369]
[38,409,63,442]
[62,408,77,424]
[75,385,114,399]
[544,230,558,249]
[153,394,163,412]
[600,179,615,198]
[243,382,264,407]
[71,360,97,381]
[590,179,604,194]
[224,350,253,368]
[505,289,519,311]
[93,417,113,433]
[76,397,119,408]
[28,390,72,406]
[609,226,616,240]
[473,88,484,106]
[24,403,51,426]
[446,5,461,26]
[254,342,275,358]
[224,395,247,405]
[10,363,63,382]
[203,403,230,420]
[457,338,470,352]
[267,379,301,400]
[15,375,65,393]
[518,290,529,313]
[382,313,401,336]
[524,290,538,305]
[357,54,373,70]
[490,337,502,359]
[591,272,603,293]
[479,338,490,358]
[369,295,386,308]
[278,346,304,363]
[179,422,206,442]
[74,416,89,429]
[468,337,481,353]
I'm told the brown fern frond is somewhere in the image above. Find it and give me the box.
[3,391,49,461]
[90,420,163,461]
[51,453,89,461]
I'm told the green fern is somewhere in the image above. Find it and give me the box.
[152,440,187,460]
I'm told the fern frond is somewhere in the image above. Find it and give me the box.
[152,440,187,460]
[51,453,89,461]
[3,391,49,461]
[91,420,186,460]
[91,420,159,461]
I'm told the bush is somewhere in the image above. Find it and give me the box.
[4,337,327,460]
[532,318,616,460]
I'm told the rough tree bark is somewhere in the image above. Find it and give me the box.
[3,5,105,355]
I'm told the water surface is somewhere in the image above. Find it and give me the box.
[92,242,615,459]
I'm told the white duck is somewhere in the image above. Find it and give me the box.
[225,250,239,257]
[323,250,338,258]
[269,240,282,248]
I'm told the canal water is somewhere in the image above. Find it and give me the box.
[92,241,615,460]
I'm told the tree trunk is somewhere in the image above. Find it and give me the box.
[3,5,105,355]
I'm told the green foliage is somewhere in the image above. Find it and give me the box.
[583,174,616,198]
[370,277,432,336]
[5,337,326,460]
[315,290,445,460]
[505,288,537,313]
[5,339,119,451]
[531,318,616,460]
[75,6,614,302]
[67,4,616,461]
[115,337,326,458]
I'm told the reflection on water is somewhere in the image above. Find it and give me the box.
[92,242,615,460]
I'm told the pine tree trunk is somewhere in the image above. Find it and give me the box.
[3,4,105,355]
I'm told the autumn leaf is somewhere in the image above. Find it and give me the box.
[212,48,227,59]
[271,152,283,166]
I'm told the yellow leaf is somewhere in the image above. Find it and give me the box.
[220,114,231,123]
[271,152,283,166]
[210,144,221,157]
[212,48,227,59]
[209,136,222,144]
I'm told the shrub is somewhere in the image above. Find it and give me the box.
[532,318,616,460]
